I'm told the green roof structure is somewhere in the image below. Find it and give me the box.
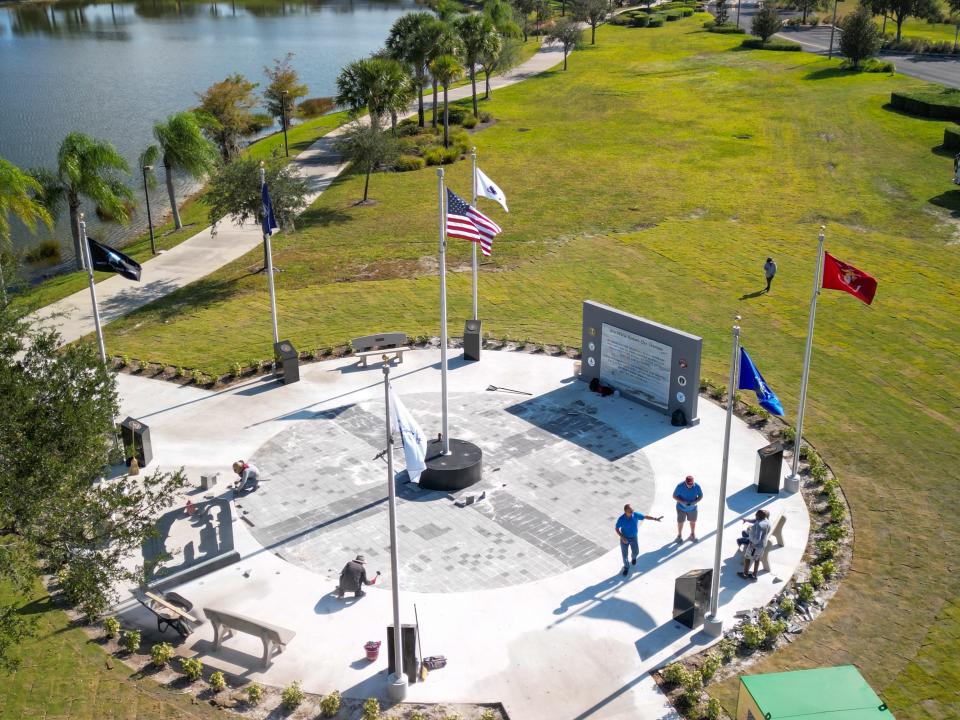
[736,666,895,720]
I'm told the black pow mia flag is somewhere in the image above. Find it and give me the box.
[88,237,141,282]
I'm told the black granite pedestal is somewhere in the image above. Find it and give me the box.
[419,438,483,491]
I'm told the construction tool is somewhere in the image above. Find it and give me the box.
[486,385,532,395]
[414,604,427,681]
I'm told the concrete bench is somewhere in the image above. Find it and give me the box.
[351,333,409,367]
[137,590,200,638]
[203,607,295,669]
[737,515,787,574]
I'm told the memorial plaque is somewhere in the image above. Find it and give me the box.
[600,323,672,409]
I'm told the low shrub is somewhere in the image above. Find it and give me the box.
[425,147,459,166]
[609,14,631,25]
[809,14,820,25]
[103,616,120,639]
[191,368,205,384]
[741,37,801,50]
[824,522,847,541]
[647,14,665,27]
[891,86,960,121]
[820,559,836,578]
[809,565,825,589]
[709,22,746,34]
[816,539,838,560]
[24,239,61,264]
[717,637,737,662]
[741,621,763,650]
[699,652,721,681]
[394,154,426,172]
[180,657,203,682]
[209,670,227,691]
[150,641,174,668]
[298,96,335,118]
[758,609,787,644]
[120,629,141,654]
[779,595,796,616]
[631,14,651,27]
[363,697,381,720]
[709,384,726,401]
[320,690,342,717]
[702,19,716,28]
[681,7,694,16]
[704,697,723,720]
[479,710,498,720]
[440,106,468,126]
[282,681,305,711]
[862,58,895,73]
[664,9,682,20]
[478,110,493,123]
[246,683,264,705]
[796,582,815,603]
[462,115,479,129]
[781,426,796,443]
[175,366,186,378]
[662,661,691,686]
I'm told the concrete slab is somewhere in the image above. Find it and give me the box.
[113,350,809,719]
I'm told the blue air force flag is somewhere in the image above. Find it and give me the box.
[261,182,278,237]
[389,389,428,482]
[475,167,508,213]
[738,347,784,416]
[88,237,141,282]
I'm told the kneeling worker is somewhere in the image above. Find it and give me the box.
[337,555,380,598]
[232,460,260,493]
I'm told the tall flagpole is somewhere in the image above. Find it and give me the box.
[705,315,741,637]
[79,214,108,365]
[785,227,825,493]
[470,147,478,321]
[382,360,408,701]
[260,163,280,345]
[437,168,450,455]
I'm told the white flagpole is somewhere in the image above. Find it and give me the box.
[79,214,108,366]
[382,360,408,701]
[470,147,478,321]
[705,314,741,637]
[437,168,450,455]
[785,227,825,493]
[260,163,280,345]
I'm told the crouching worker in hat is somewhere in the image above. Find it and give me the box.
[337,555,381,599]
[232,461,260,493]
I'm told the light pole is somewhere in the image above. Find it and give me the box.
[141,164,156,255]
[736,0,741,29]
[280,89,289,158]
[828,0,843,59]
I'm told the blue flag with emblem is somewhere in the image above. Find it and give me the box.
[738,347,784,416]
[88,237,141,282]
[261,182,278,237]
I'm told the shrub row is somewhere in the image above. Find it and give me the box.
[741,37,802,50]
[884,36,957,55]
[944,125,960,151]
[703,20,746,33]
[891,86,960,121]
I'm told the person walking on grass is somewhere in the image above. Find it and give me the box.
[615,503,662,577]
[763,257,777,293]
[738,509,771,581]
[673,475,703,543]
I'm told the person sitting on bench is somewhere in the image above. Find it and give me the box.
[738,509,771,580]
[232,461,260,493]
[337,555,380,598]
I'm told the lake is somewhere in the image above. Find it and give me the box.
[0,0,417,267]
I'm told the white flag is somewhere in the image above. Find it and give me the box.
[475,166,509,213]
[389,389,428,482]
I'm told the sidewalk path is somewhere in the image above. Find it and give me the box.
[30,40,565,346]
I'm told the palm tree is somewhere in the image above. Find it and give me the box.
[0,157,52,302]
[425,21,460,129]
[456,13,498,117]
[335,57,412,132]
[385,11,436,128]
[429,54,464,148]
[31,132,132,271]
[145,112,218,230]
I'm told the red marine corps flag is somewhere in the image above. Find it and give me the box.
[821,252,878,305]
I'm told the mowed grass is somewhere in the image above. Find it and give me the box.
[94,19,959,719]
[0,583,223,720]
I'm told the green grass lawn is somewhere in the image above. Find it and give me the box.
[0,583,222,720]
[97,19,960,719]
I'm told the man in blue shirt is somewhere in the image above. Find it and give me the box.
[673,475,704,543]
[615,504,662,577]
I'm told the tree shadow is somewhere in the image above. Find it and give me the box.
[803,67,857,81]
[297,204,352,229]
[118,277,240,323]
[929,190,960,217]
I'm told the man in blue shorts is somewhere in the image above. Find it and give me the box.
[673,474,703,543]
[615,503,662,577]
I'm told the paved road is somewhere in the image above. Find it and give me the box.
[29,39,566,346]
[725,1,960,88]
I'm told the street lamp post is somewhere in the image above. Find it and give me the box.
[828,0,843,59]
[281,90,290,158]
[141,164,156,255]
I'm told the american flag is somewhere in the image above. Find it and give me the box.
[446,188,501,256]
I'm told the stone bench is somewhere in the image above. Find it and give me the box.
[203,606,295,669]
[737,514,787,574]
[351,332,409,367]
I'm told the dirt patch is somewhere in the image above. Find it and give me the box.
[816,132,835,142]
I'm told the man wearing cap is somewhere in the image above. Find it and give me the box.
[673,475,704,543]
[615,503,662,577]
[337,555,380,598]
[763,257,777,293]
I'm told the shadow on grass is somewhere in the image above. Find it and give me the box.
[929,190,960,216]
[119,277,240,324]
[881,102,949,122]
[803,67,858,81]
[298,204,352,228]
[931,144,956,158]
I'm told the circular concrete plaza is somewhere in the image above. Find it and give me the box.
[242,388,657,593]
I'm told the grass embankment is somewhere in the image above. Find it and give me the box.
[0,583,223,720]
[98,18,960,719]
[12,111,350,313]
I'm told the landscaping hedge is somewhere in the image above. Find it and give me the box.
[944,125,960,151]
[741,37,802,51]
[631,14,651,26]
[665,9,682,20]
[709,23,746,33]
[647,14,665,26]
[891,87,960,121]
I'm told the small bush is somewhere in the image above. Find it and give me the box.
[24,239,62,264]
[479,710,498,720]
[180,657,203,682]
[282,681,305,711]
[103,616,120,639]
[150,641,174,668]
[647,14,665,27]
[662,661,690,686]
[779,595,796,617]
[246,683,264,705]
[758,610,787,644]
[298,96,335,118]
[441,106,468,126]
[809,14,820,25]
[478,110,493,122]
[681,7,694,16]
[175,366,185,378]
[363,697,381,720]
[320,690,342,717]
[741,621,763,650]
[709,22,746,34]
[809,566,825,589]
[741,37,802,50]
[796,582,815,603]
[231,361,243,376]
[709,384,726,400]
[630,13,651,27]
[828,496,846,522]
[664,8,682,20]
[862,58,895,73]
[704,697,723,720]
[699,652,721,681]
[717,637,737,662]
[120,629,141,654]
[825,523,847,541]
[120,354,131,367]
[817,539,838,560]
[819,559,836,578]
[209,670,227,691]
[424,146,459,166]
[702,19,716,28]
[462,115,479,129]
[394,154,426,172]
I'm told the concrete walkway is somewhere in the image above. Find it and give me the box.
[30,40,566,346]
[114,351,809,720]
